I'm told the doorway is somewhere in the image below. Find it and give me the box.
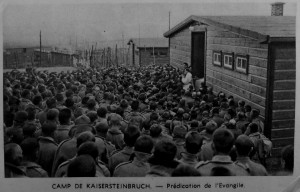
[191,32,206,81]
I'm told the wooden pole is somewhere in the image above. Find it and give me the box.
[115,44,118,68]
[40,30,42,67]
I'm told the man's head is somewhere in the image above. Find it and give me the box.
[76,131,96,148]
[131,99,140,111]
[46,108,59,122]
[75,115,91,125]
[14,111,28,126]
[67,155,96,177]
[77,141,99,160]
[205,120,218,134]
[95,122,109,136]
[281,145,294,172]
[149,140,177,166]
[41,121,57,137]
[124,125,140,147]
[150,124,162,138]
[59,108,72,125]
[20,138,39,161]
[134,135,154,154]
[97,107,107,118]
[86,111,98,124]
[4,143,23,166]
[185,131,203,154]
[108,113,122,127]
[212,128,235,155]
[235,135,254,157]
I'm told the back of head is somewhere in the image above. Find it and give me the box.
[95,122,109,134]
[205,120,218,134]
[47,108,59,121]
[235,135,254,156]
[76,131,95,148]
[4,143,23,166]
[25,107,36,121]
[87,99,96,109]
[150,140,177,165]
[281,145,294,171]
[150,124,162,138]
[134,135,154,154]
[185,131,203,154]
[212,128,234,154]
[108,113,122,126]
[172,164,201,177]
[75,115,91,125]
[14,111,28,125]
[23,123,37,138]
[59,108,72,125]
[251,109,260,119]
[41,121,57,137]
[77,141,99,160]
[20,138,39,158]
[86,111,98,124]
[124,125,140,147]
[131,99,139,111]
[46,97,57,109]
[97,107,107,118]
[249,123,259,133]
[173,125,187,139]
[210,166,235,176]
[67,155,96,177]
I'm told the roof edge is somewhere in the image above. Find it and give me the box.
[164,15,268,42]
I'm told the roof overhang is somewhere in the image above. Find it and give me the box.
[268,37,295,43]
[164,15,268,42]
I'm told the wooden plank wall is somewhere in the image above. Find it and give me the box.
[169,27,191,69]
[205,26,269,116]
[270,42,295,156]
[169,25,269,116]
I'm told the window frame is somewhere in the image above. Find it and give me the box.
[223,52,234,70]
[235,54,249,74]
[212,50,222,67]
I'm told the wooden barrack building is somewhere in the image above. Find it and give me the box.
[164,14,296,156]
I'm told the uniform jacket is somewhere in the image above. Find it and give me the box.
[51,136,108,176]
[146,161,179,177]
[109,146,134,173]
[106,126,125,150]
[21,161,48,177]
[113,151,151,177]
[5,163,27,178]
[235,156,268,176]
[199,140,214,161]
[178,152,199,167]
[54,124,73,144]
[55,156,110,177]
[195,155,250,176]
[37,136,58,176]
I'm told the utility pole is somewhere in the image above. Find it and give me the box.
[115,44,118,68]
[169,11,171,30]
[40,30,42,67]
[122,32,125,64]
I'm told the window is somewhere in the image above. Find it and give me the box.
[213,51,222,66]
[235,55,249,74]
[160,51,167,56]
[150,51,159,56]
[223,52,234,70]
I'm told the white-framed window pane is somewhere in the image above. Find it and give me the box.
[242,59,246,69]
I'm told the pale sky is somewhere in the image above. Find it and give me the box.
[2,1,297,49]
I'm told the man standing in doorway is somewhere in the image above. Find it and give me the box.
[181,63,193,91]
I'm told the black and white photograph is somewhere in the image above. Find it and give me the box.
[1,0,298,191]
